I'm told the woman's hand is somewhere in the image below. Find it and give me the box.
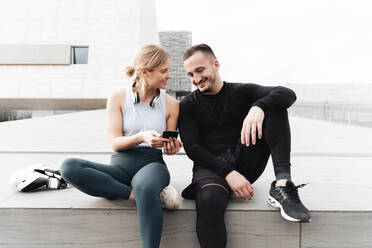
[141,131,169,148]
[163,137,183,155]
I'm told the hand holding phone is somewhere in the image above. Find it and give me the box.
[162,130,179,139]
[162,130,182,155]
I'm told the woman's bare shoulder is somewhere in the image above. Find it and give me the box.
[166,93,179,107]
[108,88,126,109]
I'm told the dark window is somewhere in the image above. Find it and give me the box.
[72,47,88,64]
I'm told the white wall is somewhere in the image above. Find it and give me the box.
[0,0,159,99]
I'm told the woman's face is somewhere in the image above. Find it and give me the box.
[143,58,171,89]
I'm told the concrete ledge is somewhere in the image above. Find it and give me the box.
[0,98,106,110]
[1,184,372,247]
[0,44,71,65]
[0,208,303,248]
[1,153,372,247]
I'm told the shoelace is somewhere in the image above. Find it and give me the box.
[34,169,70,188]
[296,183,307,189]
[282,183,308,203]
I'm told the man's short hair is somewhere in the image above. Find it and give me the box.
[183,43,217,61]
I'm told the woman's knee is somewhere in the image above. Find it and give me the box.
[151,163,170,187]
[60,158,83,180]
[133,182,156,196]
[132,183,161,206]
[133,163,170,190]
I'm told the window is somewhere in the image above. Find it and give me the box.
[72,47,88,64]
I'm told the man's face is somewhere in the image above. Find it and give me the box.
[184,51,219,94]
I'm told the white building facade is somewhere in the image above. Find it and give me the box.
[0,0,159,117]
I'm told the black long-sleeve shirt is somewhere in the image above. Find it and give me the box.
[178,82,297,179]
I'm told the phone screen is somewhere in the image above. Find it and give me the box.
[162,130,179,139]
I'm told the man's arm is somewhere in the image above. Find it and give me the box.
[227,84,297,200]
[238,83,296,146]
[178,99,234,178]
[239,84,297,113]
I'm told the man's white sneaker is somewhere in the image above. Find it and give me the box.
[159,185,180,210]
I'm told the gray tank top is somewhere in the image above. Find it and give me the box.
[122,87,167,148]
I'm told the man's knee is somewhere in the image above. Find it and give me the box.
[264,109,289,123]
[196,182,229,220]
[262,109,291,142]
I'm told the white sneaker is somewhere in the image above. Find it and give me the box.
[9,169,29,189]
[159,186,180,210]
[11,170,61,192]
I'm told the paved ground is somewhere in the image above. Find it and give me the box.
[1,109,372,155]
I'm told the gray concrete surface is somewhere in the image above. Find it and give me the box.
[1,109,372,154]
[0,110,371,247]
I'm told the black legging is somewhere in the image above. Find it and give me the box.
[195,109,291,248]
[195,178,231,248]
[236,108,292,182]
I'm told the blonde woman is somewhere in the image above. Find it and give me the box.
[61,45,182,248]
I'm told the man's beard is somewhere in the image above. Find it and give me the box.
[201,84,212,93]
[199,74,216,93]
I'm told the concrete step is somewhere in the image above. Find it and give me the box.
[1,153,372,247]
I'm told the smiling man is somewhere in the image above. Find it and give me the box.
[178,43,311,248]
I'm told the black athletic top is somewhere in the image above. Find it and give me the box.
[178,82,297,179]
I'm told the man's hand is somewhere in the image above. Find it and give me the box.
[163,137,183,155]
[225,170,254,200]
[241,106,264,146]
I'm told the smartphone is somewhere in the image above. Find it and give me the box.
[162,130,179,139]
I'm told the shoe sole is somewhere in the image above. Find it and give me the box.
[268,196,311,222]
